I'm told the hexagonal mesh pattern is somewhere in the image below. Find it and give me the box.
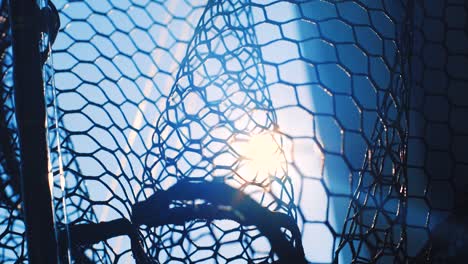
[0,1,27,261]
[0,0,467,263]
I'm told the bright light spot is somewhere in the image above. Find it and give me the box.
[232,132,287,185]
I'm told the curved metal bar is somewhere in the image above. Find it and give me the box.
[60,181,306,263]
[59,218,154,264]
[132,181,306,263]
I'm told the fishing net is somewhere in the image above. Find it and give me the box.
[0,0,467,263]
[0,1,26,262]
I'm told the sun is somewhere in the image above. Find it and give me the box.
[232,132,286,184]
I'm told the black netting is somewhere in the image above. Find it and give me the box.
[0,0,27,262]
[406,0,468,262]
[334,1,413,262]
[0,0,467,263]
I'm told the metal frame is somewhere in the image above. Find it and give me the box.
[9,0,58,263]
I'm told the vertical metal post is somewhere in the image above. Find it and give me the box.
[9,0,58,263]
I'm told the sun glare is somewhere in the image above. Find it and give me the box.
[233,133,286,184]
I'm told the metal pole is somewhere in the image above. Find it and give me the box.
[9,0,58,263]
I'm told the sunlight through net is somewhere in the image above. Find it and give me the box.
[0,0,467,263]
